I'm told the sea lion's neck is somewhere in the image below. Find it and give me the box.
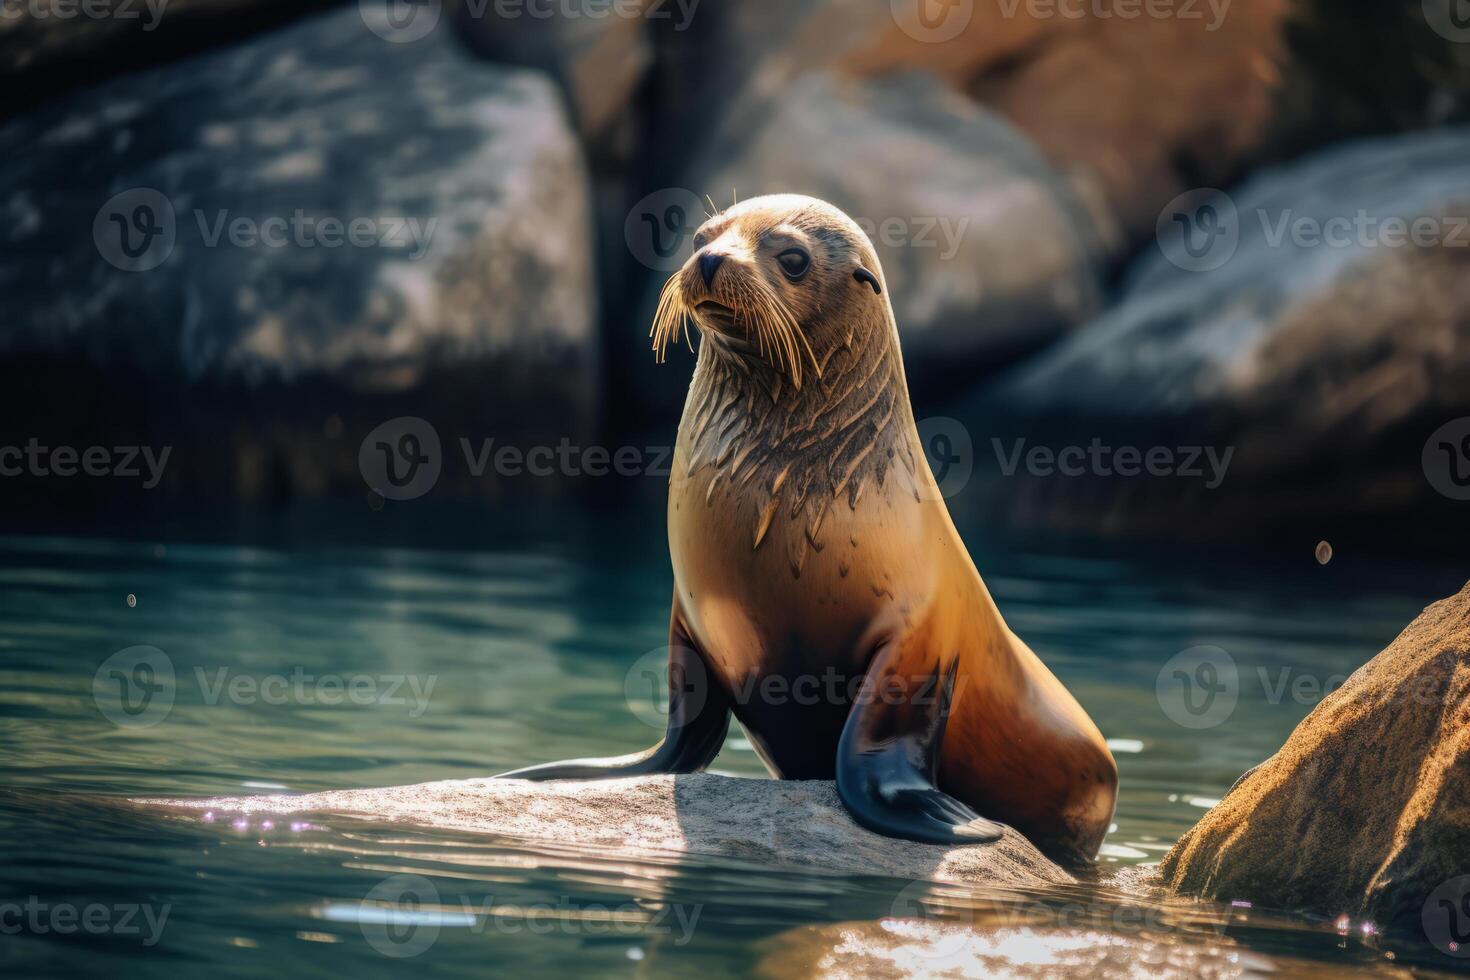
[677,320,924,567]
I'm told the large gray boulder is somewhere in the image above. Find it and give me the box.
[141,773,1074,889]
[962,127,1470,549]
[0,6,597,503]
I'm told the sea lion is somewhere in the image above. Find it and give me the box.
[501,194,1117,865]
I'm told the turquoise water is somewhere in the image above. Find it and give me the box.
[0,510,1463,977]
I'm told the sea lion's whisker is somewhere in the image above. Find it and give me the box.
[650,273,689,363]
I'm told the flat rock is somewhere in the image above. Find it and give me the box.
[1160,580,1470,943]
[140,773,1075,889]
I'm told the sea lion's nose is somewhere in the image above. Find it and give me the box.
[699,252,726,288]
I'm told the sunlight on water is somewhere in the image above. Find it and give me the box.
[0,522,1460,977]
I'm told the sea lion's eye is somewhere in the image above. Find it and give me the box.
[776,248,811,280]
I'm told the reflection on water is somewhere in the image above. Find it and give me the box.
[0,516,1462,977]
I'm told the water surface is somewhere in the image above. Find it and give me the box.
[0,510,1462,977]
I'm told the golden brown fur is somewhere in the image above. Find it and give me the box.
[656,194,1117,863]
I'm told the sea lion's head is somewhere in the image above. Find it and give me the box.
[651,194,889,389]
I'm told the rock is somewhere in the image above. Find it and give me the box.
[839,0,1290,246]
[0,6,597,504]
[140,773,1075,889]
[964,127,1470,550]
[447,0,656,166]
[618,68,1106,423]
[0,0,340,115]
[1160,580,1470,942]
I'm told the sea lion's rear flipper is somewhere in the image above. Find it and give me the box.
[497,613,731,781]
[835,651,1005,846]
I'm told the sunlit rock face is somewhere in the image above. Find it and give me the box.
[0,7,597,504]
[141,773,1074,889]
[1161,580,1470,943]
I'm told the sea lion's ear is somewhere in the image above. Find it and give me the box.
[853,268,882,295]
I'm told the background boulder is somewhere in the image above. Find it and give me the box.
[959,127,1470,552]
[617,69,1105,423]
[0,6,598,507]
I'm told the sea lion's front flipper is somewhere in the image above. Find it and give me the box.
[835,651,1005,846]
[497,612,731,780]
